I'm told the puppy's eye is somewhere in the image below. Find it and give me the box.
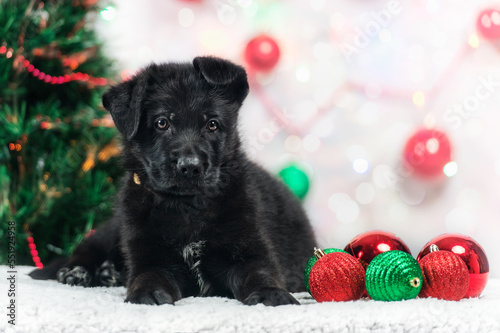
[206,120,219,132]
[155,118,169,130]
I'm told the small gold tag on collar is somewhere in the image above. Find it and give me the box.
[133,173,141,185]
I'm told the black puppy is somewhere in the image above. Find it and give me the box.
[30,57,316,306]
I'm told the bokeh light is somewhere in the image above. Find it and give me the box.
[443,161,458,177]
[178,8,195,27]
[100,6,116,21]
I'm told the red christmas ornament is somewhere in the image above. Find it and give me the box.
[244,35,280,72]
[403,128,452,179]
[417,234,489,298]
[477,8,500,41]
[309,250,365,302]
[344,230,411,269]
[418,250,469,301]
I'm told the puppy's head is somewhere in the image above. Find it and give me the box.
[103,57,249,197]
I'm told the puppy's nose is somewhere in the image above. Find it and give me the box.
[177,156,203,178]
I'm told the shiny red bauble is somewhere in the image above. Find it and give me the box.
[344,230,411,269]
[477,8,500,40]
[417,234,489,298]
[418,250,470,301]
[402,128,452,179]
[309,252,365,302]
[244,35,280,71]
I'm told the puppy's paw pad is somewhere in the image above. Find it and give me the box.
[125,288,174,306]
[96,260,122,287]
[243,288,300,306]
[57,266,91,287]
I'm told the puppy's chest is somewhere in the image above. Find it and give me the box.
[181,240,211,295]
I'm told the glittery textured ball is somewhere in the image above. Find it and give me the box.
[309,252,365,302]
[365,250,423,301]
[418,251,469,301]
[417,234,489,298]
[344,230,411,269]
[304,248,348,294]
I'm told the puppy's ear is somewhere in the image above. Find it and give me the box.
[193,56,249,105]
[102,77,146,140]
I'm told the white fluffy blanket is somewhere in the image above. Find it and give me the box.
[2,266,499,333]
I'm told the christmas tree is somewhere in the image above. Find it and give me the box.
[0,0,123,266]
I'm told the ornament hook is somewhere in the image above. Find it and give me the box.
[410,277,421,288]
[314,247,326,259]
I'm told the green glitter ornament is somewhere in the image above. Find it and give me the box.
[304,247,348,294]
[365,250,423,301]
[278,165,310,200]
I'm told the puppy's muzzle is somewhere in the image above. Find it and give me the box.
[177,156,203,178]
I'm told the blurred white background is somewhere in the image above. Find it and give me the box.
[95,0,500,277]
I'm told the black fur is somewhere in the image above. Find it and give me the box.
[29,57,316,306]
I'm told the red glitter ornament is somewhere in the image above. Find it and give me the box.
[309,250,365,302]
[418,250,469,301]
[344,230,411,269]
[477,8,500,41]
[417,234,489,298]
[244,35,280,72]
[403,128,452,179]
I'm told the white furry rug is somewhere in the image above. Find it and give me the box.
[2,266,500,333]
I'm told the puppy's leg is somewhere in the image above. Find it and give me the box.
[56,238,105,287]
[228,262,300,306]
[57,266,92,287]
[122,237,188,305]
[125,270,182,306]
[57,218,121,287]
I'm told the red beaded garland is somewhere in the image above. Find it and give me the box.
[0,43,108,86]
[27,235,43,269]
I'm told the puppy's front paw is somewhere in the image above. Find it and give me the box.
[243,288,300,306]
[125,287,175,306]
[57,266,91,287]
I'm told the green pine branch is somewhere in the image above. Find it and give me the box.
[0,0,123,265]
